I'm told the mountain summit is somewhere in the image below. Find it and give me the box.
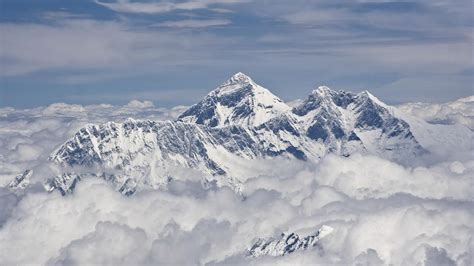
[221,72,253,86]
[178,72,290,128]
[20,73,426,195]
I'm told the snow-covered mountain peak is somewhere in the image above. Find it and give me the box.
[312,86,336,97]
[296,86,391,116]
[178,73,289,128]
[220,72,254,87]
[356,90,389,109]
[293,86,342,116]
[210,72,257,97]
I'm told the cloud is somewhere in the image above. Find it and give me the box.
[345,204,472,265]
[125,100,155,108]
[41,11,91,20]
[1,159,471,265]
[0,19,236,77]
[50,221,149,265]
[8,143,43,162]
[311,154,473,201]
[398,95,474,130]
[1,20,149,76]
[95,0,249,14]
[265,0,473,31]
[42,103,87,117]
[0,188,20,227]
[148,219,234,264]
[154,19,231,28]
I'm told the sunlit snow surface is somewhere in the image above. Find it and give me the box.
[0,85,473,265]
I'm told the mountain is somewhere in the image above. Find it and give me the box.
[49,119,263,193]
[178,72,290,128]
[18,73,426,195]
[248,225,334,257]
[290,86,424,160]
[9,169,33,191]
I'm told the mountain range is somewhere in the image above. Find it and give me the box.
[12,72,433,195]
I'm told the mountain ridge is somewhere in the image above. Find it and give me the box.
[14,72,425,195]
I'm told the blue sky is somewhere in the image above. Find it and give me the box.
[0,0,472,108]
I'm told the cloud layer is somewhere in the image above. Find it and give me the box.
[0,156,472,265]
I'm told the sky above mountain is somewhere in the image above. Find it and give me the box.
[1,0,472,108]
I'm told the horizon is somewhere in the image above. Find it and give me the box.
[1,0,473,108]
[1,71,472,109]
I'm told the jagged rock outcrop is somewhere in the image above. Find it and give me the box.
[9,169,33,191]
[248,225,334,257]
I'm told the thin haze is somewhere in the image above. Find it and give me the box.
[0,0,473,107]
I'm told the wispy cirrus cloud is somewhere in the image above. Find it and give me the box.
[41,11,91,20]
[95,0,248,14]
[0,20,149,76]
[0,19,236,76]
[153,19,231,28]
